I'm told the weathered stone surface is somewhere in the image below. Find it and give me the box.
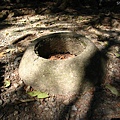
[19,32,104,95]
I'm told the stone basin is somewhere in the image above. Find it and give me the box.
[19,32,104,95]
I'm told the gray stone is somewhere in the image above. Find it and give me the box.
[19,32,104,95]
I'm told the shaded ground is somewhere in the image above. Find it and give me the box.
[0,1,120,120]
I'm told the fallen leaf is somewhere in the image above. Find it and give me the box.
[37,92,49,99]
[115,53,120,58]
[0,52,6,58]
[27,91,39,97]
[105,84,120,96]
[20,98,35,103]
[4,80,11,88]
[27,90,49,99]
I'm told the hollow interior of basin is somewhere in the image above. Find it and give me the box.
[34,35,87,59]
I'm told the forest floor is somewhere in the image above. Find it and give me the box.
[0,1,120,120]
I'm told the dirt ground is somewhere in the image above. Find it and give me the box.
[0,1,120,120]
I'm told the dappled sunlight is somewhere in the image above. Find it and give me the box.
[0,0,120,119]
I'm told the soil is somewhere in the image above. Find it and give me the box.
[0,1,120,120]
[48,53,76,60]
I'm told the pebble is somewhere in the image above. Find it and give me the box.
[63,99,70,105]
[14,111,18,116]
[60,104,65,109]
[22,95,27,99]
[0,99,3,105]
[25,107,28,112]
[50,111,53,115]
[18,80,23,85]
[24,115,29,120]
[47,103,52,108]
[72,105,77,111]
[75,114,81,120]
[5,99,10,104]
[14,105,19,109]
[13,83,19,88]
[39,104,44,108]
[50,97,55,102]
[52,108,57,112]
[44,97,49,101]
[44,102,48,106]
[11,73,15,76]
[6,93,10,97]
[44,107,49,111]
[35,101,40,105]
[15,116,19,120]
[71,113,76,118]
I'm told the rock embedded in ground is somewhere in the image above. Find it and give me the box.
[19,32,104,95]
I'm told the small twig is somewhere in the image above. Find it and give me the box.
[12,98,35,105]
[19,98,35,103]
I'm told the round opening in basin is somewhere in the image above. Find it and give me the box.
[34,35,87,60]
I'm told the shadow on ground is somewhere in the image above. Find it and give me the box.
[58,50,105,120]
[0,62,6,92]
